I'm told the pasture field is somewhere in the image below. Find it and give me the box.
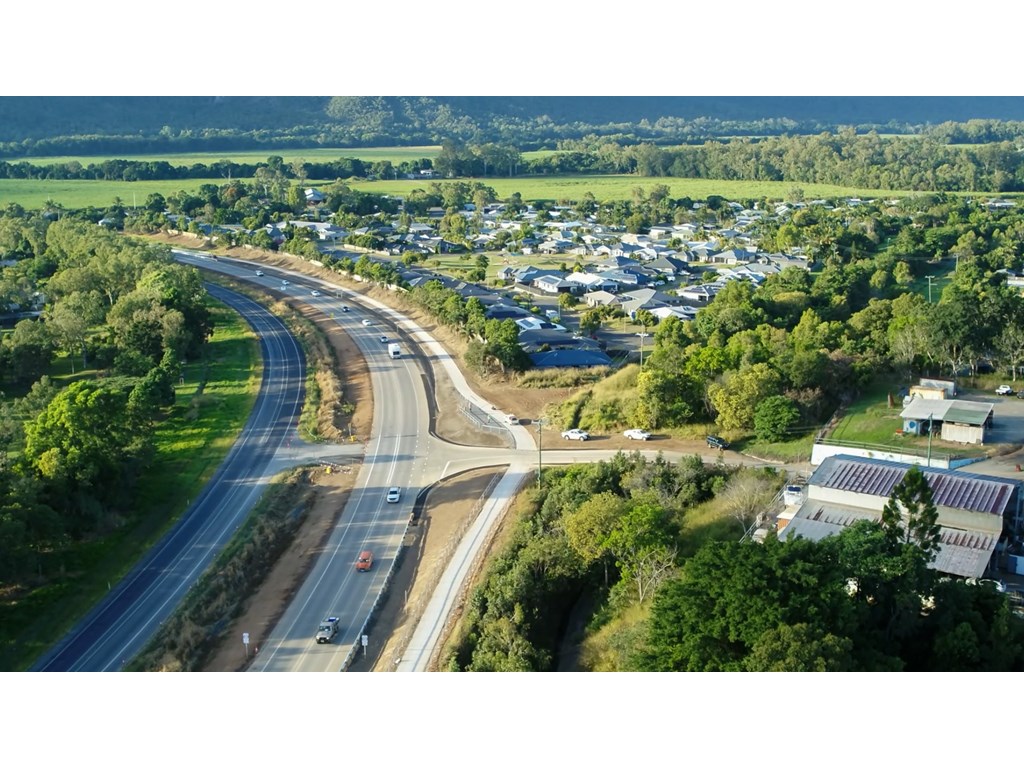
[343,175,911,203]
[0,178,256,210]
[0,174,917,211]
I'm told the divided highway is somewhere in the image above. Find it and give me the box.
[35,282,305,671]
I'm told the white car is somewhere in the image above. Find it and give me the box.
[506,414,520,425]
[315,617,339,644]
[561,428,590,441]
[311,289,320,296]
[254,270,264,277]
[623,428,651,441]
[361,319,372,327]
[386,486,401,503]
[996,384,1014,395]
[281,280,289,287]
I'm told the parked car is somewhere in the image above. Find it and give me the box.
[996,384,1015,395]
[706,435,730,450]
[561,428,590,441]
[386,486,401,503]
[355,550,374,572]
[1016,390,1024,400]
[623,428,651,441]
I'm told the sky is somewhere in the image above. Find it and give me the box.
[3,2,1016,763]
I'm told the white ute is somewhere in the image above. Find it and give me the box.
[316,616,339,644]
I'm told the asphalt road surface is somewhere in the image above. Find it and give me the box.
[34,281,305,671]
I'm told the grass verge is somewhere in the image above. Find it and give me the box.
[128,467,318,672]
[0,298,259,671]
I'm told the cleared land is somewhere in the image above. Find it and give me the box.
[0,174,931,211]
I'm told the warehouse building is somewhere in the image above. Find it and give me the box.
[779,455,1022,578]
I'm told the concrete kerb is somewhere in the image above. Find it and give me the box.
[323,282,536,452]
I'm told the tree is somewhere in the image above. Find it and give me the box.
[880,466,941,562]
[22,380,150,531]
[716,468,781,534]
[708,362,783,431]
[3,319,54,385]
[753,395,801,442]
[578,308,603,338]
[744,623,855,671]
[45,290,104,373]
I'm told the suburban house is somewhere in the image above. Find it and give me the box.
[564,272,620,294]
[779,455,1022,579]
[532,274,575,294]
[583,290,623,308]
[530,349,614,368]
[679,284,720,303]
[650,305,699,322]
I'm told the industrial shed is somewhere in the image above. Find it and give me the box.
[900,398,994,444]
[779,455,1022,579]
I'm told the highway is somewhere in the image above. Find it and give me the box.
[171,252,441,671]
[34,281,307,671]
[172,251,774,672]
[38,246,767,672]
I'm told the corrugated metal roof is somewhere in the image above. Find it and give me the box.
[780,502,998,578]
[900,398,992,424]
[810,455,1018,517]
[943,402,993,426]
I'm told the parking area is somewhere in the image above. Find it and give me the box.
[976,390,1024,446]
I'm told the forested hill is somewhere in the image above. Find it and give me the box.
[4,96,1024,158]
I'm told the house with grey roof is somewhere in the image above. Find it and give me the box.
[583,290,623,308]
[679,284,720,303]
[532,274,574,294]
[530,349,614,368]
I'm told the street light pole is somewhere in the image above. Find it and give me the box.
[536,417,546,490]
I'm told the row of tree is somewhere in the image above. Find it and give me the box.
[0,218,213,581]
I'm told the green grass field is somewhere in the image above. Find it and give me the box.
[0,174,916,211]
[0,299,259,671]
[347,175,913,203]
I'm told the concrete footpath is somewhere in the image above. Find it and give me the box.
[396,463,532,672]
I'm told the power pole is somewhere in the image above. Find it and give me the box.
[927,413,934,467]
[536,418,546,490]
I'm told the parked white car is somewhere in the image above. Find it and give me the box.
[623,428,651,441]
[996,384,1014,395]
[561,428,590,441]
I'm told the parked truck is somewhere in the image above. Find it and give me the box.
[388,342,401,359]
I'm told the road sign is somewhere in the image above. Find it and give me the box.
[242,632,250,646]
[361,635,368,647]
